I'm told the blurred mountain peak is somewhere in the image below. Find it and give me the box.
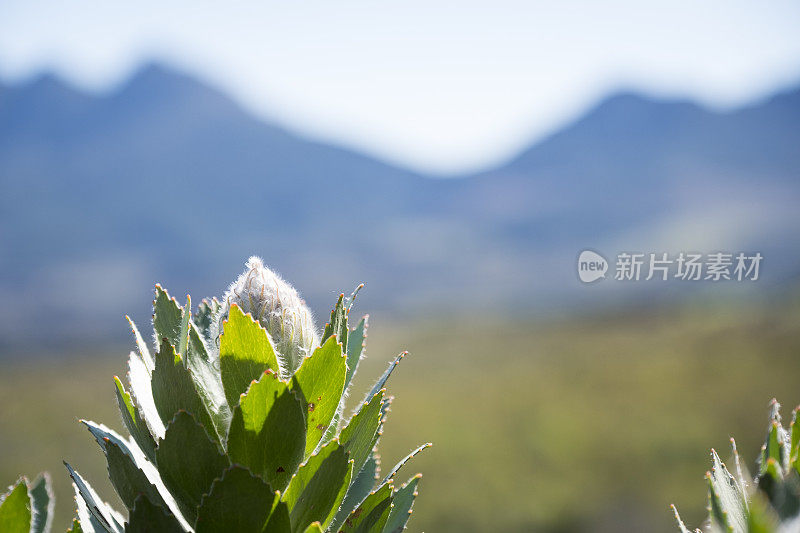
[0,65,799,345]
[10,71,88,102]
[113,61,223,101]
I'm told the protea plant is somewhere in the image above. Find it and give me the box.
[1,257,428,532]
[0,474,54,533]
[673,399,800,532]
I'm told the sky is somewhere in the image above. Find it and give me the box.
[1,1,799,174]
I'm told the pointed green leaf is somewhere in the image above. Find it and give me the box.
[283,441,353,531]
[670,505,692,533]
[227,370,307,490]
[82,423,163,510]
[177,295,191,358]
[345,316,368,392]
[0,478,31,533]
[762,420,787,477]
[292,336,347,458]
[65,464,124,533]
[383,474,420,533]
[321,294,348,351]
[29,474,54,533]
[707,449,746,533]
[156,411,230,524]
[339,482,393,533]
[791,407,800,471]
[126,316,153,372]
[331,454,379,532]
[340,390,384,475]
[151,339,219,446]
[303,523,324,533]
[126,495,183,533]
[380,444,431,486]
[72,480,107,533]
[359,353,405,413]
[127,350,165,439]
[153,285,183,349]
[761,400,789,475]
[263,501,291,533]
[220,304,281,408]
[68,516,84,533]
[185,322,232,443]
[81,421,191,531]
[344,284,363,312]
[114,376,157,462]
[194,298,221,343]
[195,466,276,533]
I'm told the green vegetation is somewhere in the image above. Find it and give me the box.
[0,259,427,532]
[673,398,800,532]
[2,296,799,531]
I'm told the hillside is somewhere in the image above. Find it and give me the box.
[1,63,798,345]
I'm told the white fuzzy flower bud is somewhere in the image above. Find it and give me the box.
[215,257,319,375]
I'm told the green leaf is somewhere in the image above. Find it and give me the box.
[303,523,324,533]
[0,478,31,533]
[380,444,432,486]
[177,295,191,359]
[319,410,341,449]
[321,294,348,351]
[707,449,746,533]
[114,376,157,462]
[340,390,384,475]
[65,464,124,533]
[127,349,165,439]
[81,421,191,531]
[68,516,83,533]
[292,336,347,458]
[791,407,800,471]
[338,482,393,533]
[220,304,281,408]
[126,316,153,372]
[756,457,800,518]
[746,494,780,533]
[29,474,54,533]
[126,495,183,533]
[345,316,368,392]
[359,352,406,413]
[383,475,420,533]
[344,284,364,313]
[762,420,787,477]
[195,466,276,533]
[153,285,183,350]
[82,422,163,510]
[194,298,221,343]
[283,441,353,531]
[185,322,232,443]
[331,454,379,532]
[151,338,219,447]
[227,370,307,490]
[670,505,692,533]
[761,400,789,476]
[156,411,230,525]
[263,501,291,533]
[72,481,108,533]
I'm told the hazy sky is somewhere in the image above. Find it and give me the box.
[1,1,799,174]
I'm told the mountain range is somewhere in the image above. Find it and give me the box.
[1,63,799,346]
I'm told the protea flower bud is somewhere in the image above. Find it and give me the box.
[216,256,319,374]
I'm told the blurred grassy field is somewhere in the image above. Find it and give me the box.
[2,298,800,532]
